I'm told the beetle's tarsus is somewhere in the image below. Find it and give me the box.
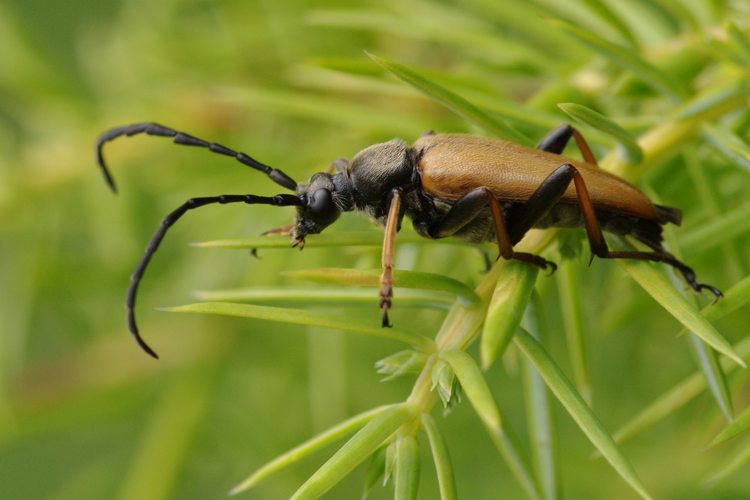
[677,261,722,301]
[381,310,392,328]
[708,286,724,302]
[506,251,555,273]
[683,274,723,302]
[379,288,393,328]
[379,290,393,328]
[530,255,557,275]
[545,260,558,275]
[694,282,723,301]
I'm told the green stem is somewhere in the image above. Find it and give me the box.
[405,260,506,412]
[603,76,749,178]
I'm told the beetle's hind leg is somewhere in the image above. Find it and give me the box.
[600,248,723,299]
[520,162,722,299]
[610,228,721,298]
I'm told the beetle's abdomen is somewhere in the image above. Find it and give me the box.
[415,134,660,222]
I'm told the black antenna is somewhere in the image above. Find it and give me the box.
[126,193,302,358]
[95,123,299,192]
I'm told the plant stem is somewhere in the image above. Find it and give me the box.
[404,231,550,416]
[603,76,749,178]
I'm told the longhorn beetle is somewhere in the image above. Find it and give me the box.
[96,123,722,358]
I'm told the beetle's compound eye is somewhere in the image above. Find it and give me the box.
[306,188,340,227]
[309,188,334,214]
[295,186,341,239]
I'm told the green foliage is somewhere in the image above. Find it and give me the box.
[557,102,644,164]
[515,328,651,499]
[2,0,750,499]
[481,260,539,369]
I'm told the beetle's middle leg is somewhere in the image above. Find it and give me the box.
[509,162,722,298]
[427,187,556,271]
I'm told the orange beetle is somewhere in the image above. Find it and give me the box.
[96,123,721,358]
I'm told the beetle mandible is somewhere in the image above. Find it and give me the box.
[96,123,722,358]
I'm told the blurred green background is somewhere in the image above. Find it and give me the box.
[2,0,750,498]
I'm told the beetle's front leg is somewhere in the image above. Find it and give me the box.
[325,158,349,174]
[249,224,295,259]
[427,187,555,272]
[380,188,403,327]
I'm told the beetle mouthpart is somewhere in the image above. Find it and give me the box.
[291,236,306,250]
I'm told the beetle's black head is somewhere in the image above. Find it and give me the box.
[291,172,354,246]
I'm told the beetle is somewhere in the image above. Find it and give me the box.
[96,122,722,358]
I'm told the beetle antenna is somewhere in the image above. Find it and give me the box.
[128,193,302,358]
[95,123,299,193]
